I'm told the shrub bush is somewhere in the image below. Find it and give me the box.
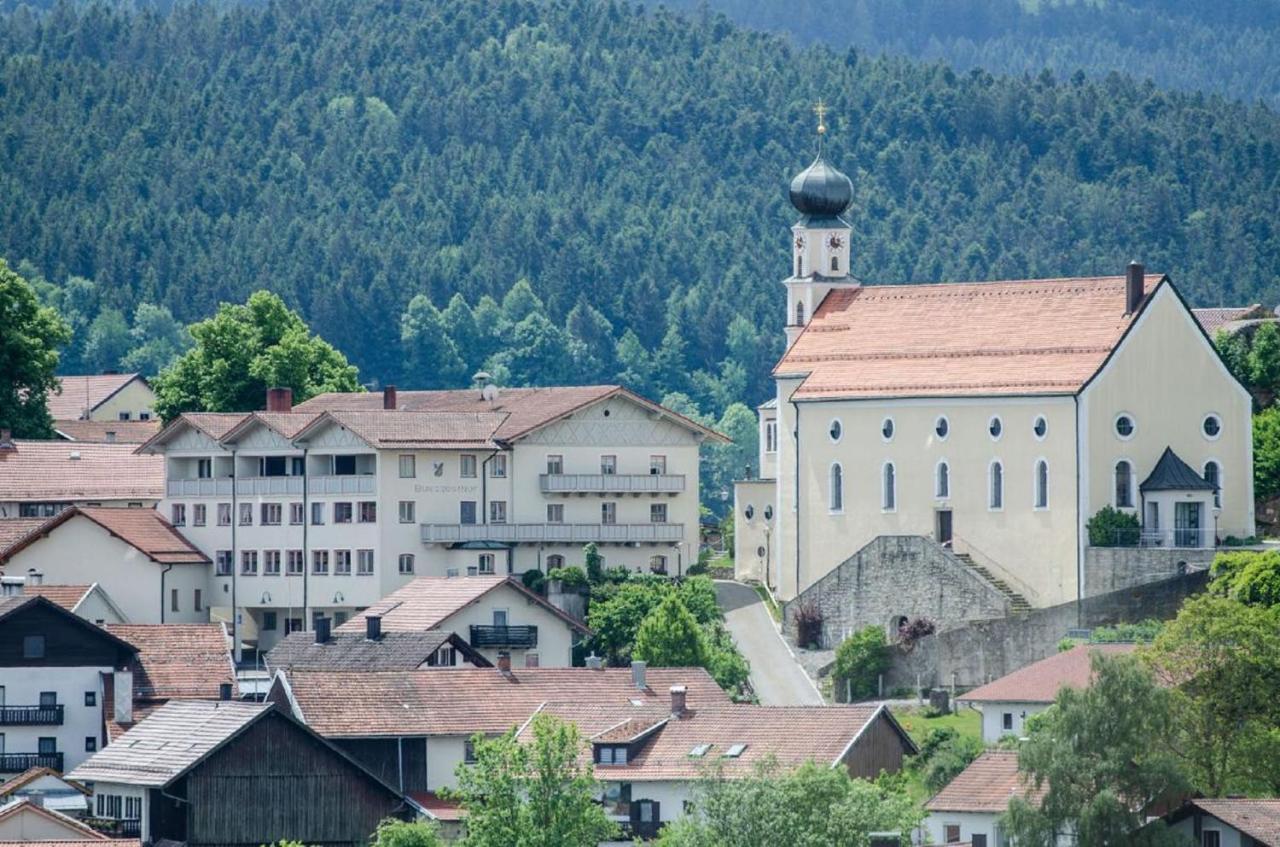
[832,626,890,702]
[546,565,588,589]
[520,568,545,594]
[1086,505,1140,547]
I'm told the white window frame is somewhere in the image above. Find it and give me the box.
[600,455,617,475]
[171,504,186,526]
[989,460,1005,511]
[1202,413,1223,441]
[478,554,496,575]
[546,503,564,524]
[1114,459,1135,509]
[880,417,895,442]
[988,415,1003,441]
[399,500,415,523]
[1204,459,1223,509]
[398,554,415,575]
[489,500,507,524]
[491,454,508,478]
[829,463,844,514]
[357,549,375,575]
[828,418,843,443]
[934,415,950,441]
[1114,412,1136,441]
[334,549,352,575]
[1034,459,1050,510]
[601,502,617,525]
[764,420,778,453]
[546,454,564,475]
[650,503,668,523]
[881,461,896,513]
[460,454,477,478]
[1033,415,1048,441]
[649,454,667,474]
[263,550,281,576]
[399,454,416,478]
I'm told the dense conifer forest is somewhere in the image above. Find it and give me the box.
[649,0,1280,107]
[0,0,1277,419]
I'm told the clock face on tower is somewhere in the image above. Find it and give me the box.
[827,234,845,250]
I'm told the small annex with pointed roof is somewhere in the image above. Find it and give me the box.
[0,798,107,843]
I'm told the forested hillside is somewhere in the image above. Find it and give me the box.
[651,0,1280,107]
[1,0,1278,419]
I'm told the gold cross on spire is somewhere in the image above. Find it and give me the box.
[813,99,829,136]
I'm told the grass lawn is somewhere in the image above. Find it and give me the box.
[890,705,984,804]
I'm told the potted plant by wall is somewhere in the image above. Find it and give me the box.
[793,599,824,649]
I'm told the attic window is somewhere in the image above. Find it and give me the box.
[688,744,712,758]
[723,743,748,758]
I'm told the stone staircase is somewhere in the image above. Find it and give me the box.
[954,552,1032,614]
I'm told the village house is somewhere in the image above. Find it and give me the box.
[1162,798,1280,847]
[1193,305,1277,339]
[527,692,917,839]
[734,144,1253,659]
[0,797,116,843]
[923,749,1053,847]
[0,439,164,520]
[0,581,127,626]
[45,374,157,426]
[0,767,91,817]
[266,663,731,810]
[265,623,490,673]
[337,575,589,668]
[139,383,719,653]
[0,596,137,776]
[67,699,416,846]
[0,507,210,625]
[958,643,1136,743]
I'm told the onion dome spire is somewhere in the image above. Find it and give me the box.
[789,100,853,219]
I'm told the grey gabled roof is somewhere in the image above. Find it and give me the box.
[67,700,268,787]
[264,629,490,673]
[1140,447,1216,492]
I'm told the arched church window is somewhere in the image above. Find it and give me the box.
[1204,461,1221,509]
[882,463,896,511]
[831,256,839,272]
[989,461,1004,510]
[829,464,843,513]
[936,461,950,499]
[1035,460,1049,509]
[794,300,806,326]
[1115,461,1133,508]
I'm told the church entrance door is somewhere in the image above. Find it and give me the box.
[935,510,953,547]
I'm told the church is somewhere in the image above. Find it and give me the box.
[734,128,1254,613]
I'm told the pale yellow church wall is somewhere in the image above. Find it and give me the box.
[1081,284,1254,549]
[90,378,157,421]
[733,478,778,586]
[774,378,802,599]
[792,397,1081,605]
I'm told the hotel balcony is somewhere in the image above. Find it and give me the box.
[167,478,234,497]
[307,475,376,495]
[421,523,684,545]
[540,474,686,495]
[469,624,538,649]
[0,752,63,773]
[0,704,64,726]
[236,476,305,496]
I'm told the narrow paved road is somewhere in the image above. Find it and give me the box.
[715,580,825,705]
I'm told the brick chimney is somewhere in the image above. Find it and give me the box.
[383,385,397,410]
[265,387,293,413]
[497,652,512,676]
[670,684,687,717]
[585,654,603,670]
[1125,261,1145,315]
[365,614,382,641]
[219,682,234,701]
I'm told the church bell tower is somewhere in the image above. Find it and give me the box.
[784,102,858,348]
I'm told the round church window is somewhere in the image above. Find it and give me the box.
[829,419,843,443]
[881,418,895,441]
[1203,414,1222,440]
[989,416,1003,440]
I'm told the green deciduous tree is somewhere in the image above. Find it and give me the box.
[0,258,71,437]
[368,818,444,847]
[82,307,131,374]
[453,714,618,847]
[152,290,360,419]
[634,593,708,668]
[1144,595,1280,795]
[1209,549,1280,606]
[833,626,890,702]
[400,294,466,388]
[1002,652,1189,847]
[121,303,192,375]
[656,761,922,847]
[1253,405,1280,500]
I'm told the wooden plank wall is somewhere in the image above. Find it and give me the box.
[843,713,912,780]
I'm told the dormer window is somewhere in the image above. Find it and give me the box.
[596,744,628,765]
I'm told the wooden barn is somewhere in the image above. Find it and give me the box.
[68,699,417,846]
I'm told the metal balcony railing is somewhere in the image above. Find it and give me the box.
[0,704,64,726]
[0,752,63,772]
[1095,527,1257,549]
[540,473,686,494]
[421,523,684,544]
[469,624,538,648]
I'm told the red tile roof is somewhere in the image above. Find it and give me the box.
[52,420,161,444]
[1193,305,1272,336]
[296,410,508,450]
[106,623,236,700]
[776,275,1163,399]
[1181,799,1280,844]
[926,750,1046,813]
[1,507,208,566]
[280,667,730,738]
[0,441,164,501]
[338,575,589,636]
[20,584,92,612]
[959,643,1137,705]
[409,792,466,822]
[0,518,47,552]
[45,374,146,421]
[530,702,910,781]
[297,385,725,443]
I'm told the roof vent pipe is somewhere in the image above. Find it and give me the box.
[1126,261,1145,315]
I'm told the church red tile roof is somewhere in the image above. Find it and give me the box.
[776,275,1163,399]
[0,441,164,502]
[45,373,146,420]
[958,643,1137,705]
